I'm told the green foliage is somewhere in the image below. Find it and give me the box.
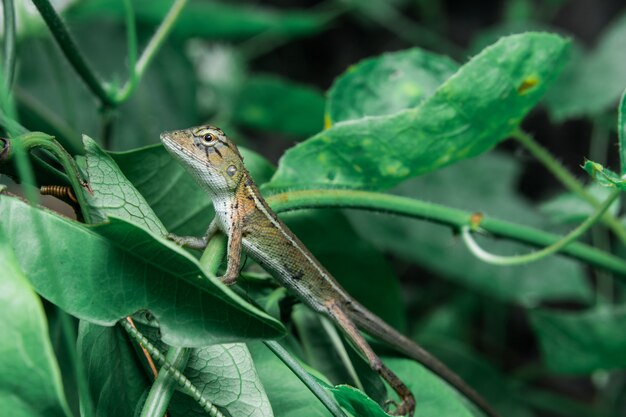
[2,2,626,417]
[0,195,283,345]
[0,225,72,417]
[270,34,568,190]
[530,306,626,373]
[349,152,592,304]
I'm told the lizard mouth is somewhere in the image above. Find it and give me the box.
[160,132,192,159]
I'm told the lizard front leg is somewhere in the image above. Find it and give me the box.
[167,219,219,250]
[220,219,243,285]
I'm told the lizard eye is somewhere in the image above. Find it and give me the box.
[226,165,237,177]
[202,133,216,143]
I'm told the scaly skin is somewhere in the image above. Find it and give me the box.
[161,125,500,417]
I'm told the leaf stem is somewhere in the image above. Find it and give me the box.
[140,346,190,417]
[59,310,94,417]
[265,189,626,279]
[120,319,225,417]
[15,132,93,223]
[263,340,349,417]
[461,189,620,265]
[512,129,626,245]
[2,0,16,89]
[114,0,188,102]
[31,0,188,108]
[320,317,363,391]
[30,0,115,106]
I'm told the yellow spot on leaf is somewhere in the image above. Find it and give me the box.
[382,160,409,177]
[517,76,539,95]
[401,82,422,98]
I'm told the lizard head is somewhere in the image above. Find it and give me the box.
[160,125,246,195]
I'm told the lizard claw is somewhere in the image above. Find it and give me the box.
[384,398,414,416]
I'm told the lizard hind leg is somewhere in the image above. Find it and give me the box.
[326,301,416,416]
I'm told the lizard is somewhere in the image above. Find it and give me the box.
[161,125,500,417]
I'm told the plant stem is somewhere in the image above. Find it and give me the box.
[114,0,188,102]
[136,234,223,417]
[2,0,16,89]
[120,319,225,417]
[140,346,190,417]
[512,129,626,245]
[59,310,94,417]
[265,189,626,278]
[263,340,349,417]
[461,189,620,265]
[320,317,363,391]
[31,0,115,106]
[11,132,93,222]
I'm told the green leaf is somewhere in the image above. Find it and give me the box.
[247,342,331,417]
[66,0,328,40]
[583,160,626,190]
[270,33,569,190]
[349,152,592,304]
[529,306,626,373]
[111,144,275,236]
[617,90,626,175]
[540,184,621,225]
[233,75,325,137]
[408,339,531,417]
[77,321,148,417]
[544,12,626,120]
[81,135,166,233]
[169,344,273,417]
[0,224,72,417]
[326,48,458,124]
[383,359,476,417]
[323,384,391,417]
[0,195,284,346]
[292,306,387,405]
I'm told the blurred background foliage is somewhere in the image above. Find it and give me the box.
[4,0,626,416]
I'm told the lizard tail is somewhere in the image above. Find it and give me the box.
[347,302,501,417]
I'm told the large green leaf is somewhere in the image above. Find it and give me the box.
[81,136,166,233]
[0,224,72,417]
[247,342,331,417]
[529,306,626,374]
[233,75,325,137]
[348,152,592,304]
[270,33,569,190]
[169,344,273,417]
[326,48,458,124]
[65,0,328,40]
[111,144,275,236]
[0,195,284,346]
[545,12,626,120]
[77,321,148,417]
